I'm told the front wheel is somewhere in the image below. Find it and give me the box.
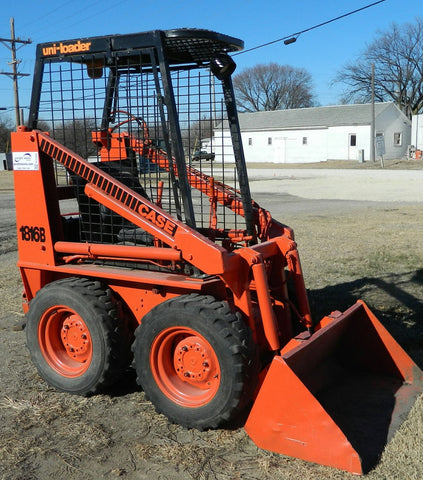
[132,294,258,430]
[26,277,130,395]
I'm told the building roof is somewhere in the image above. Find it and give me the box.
[238,102,396,131]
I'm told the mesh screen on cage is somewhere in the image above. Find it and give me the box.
[37,51,246,248]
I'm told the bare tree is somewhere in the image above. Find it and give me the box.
[334,18,423,117]
[184,117,214,151]
[53,118,99,158]
[0,117,13,152]
[232,63,315,112]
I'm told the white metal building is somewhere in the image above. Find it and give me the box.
[215,102,411,163]
[411,114,423,152]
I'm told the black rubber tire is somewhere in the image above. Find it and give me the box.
[26,277,130,395]
[132,294,258,430]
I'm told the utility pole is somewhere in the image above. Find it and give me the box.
[0,18,31,128]
[370,63,375,163]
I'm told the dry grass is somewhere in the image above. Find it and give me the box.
[0,392,113,479]
[0,170,14,189]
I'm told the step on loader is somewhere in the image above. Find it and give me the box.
[11,28,423,474]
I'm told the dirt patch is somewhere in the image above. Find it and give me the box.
[1,171,423,480]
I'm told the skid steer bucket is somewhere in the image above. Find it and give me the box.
[245,300,423,474]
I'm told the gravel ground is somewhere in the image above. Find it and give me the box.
[250,167,423,202]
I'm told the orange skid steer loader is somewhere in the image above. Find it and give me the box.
[11,29,422,474]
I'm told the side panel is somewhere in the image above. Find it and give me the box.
[12,130,62,267]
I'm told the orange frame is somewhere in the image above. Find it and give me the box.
[12,126,313,351]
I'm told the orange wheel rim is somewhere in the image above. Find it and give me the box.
[38,305,93,377]
[150,327,220,407]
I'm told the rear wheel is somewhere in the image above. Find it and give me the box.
[26,277,130,395]
[132,294,258,429]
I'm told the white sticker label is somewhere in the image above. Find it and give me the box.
[13,152,39,171]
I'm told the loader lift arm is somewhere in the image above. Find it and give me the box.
[92,120,285,245]
[35,129,235,276]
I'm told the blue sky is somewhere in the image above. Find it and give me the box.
[0,0,421,124]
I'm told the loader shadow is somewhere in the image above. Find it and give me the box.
[305,268,423,472]
[108,368,140,397]
[314,365,405,472]
[308,268,423,365]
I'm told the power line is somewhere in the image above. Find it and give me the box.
[29,0,131,44]
[234,0,387,56]
[18,0,72,31]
